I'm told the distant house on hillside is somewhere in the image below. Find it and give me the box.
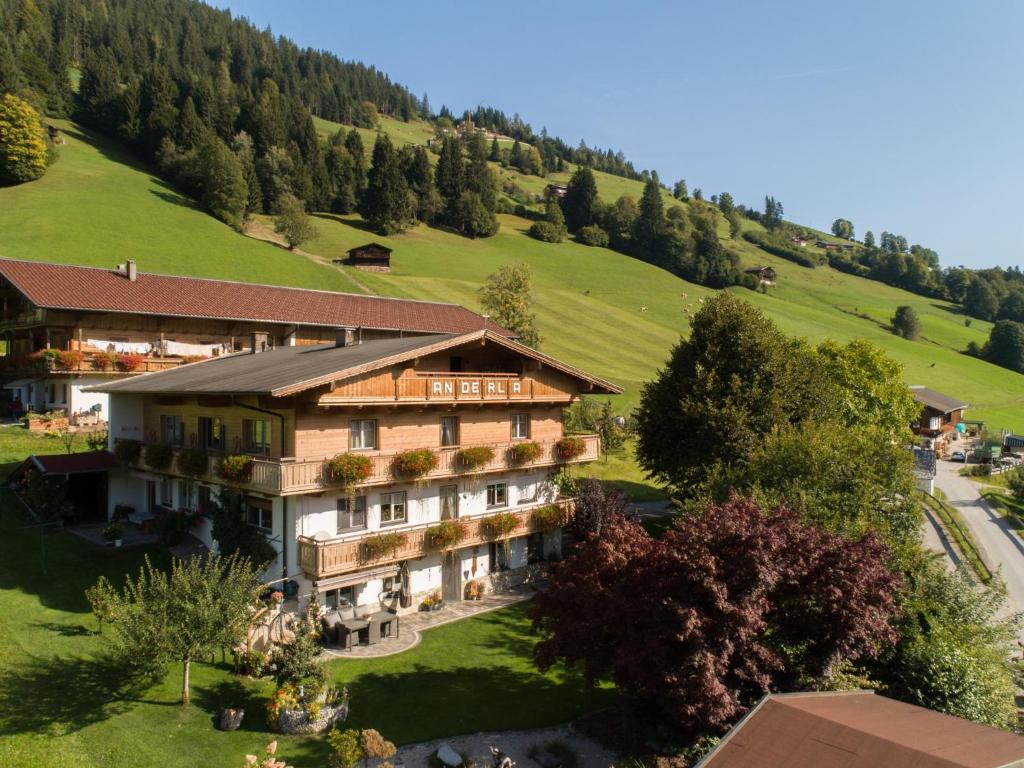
[335,243,393,272]
[745,266,777,285]
[790,235,808,247]
[696,690,1024,768]
[910,386,968,450]
[544,184,568,200]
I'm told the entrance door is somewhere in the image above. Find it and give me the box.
[442,550,462,603]
[440,484,458,520]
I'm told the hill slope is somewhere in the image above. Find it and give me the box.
[3,121,1023,429]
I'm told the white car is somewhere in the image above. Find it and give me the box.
[950,451,967,462]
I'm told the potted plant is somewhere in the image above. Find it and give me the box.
[481,511,520,539]
[327,452,375,487]
[464,579,484,600]
[532,504,571,530]
[393,448,438,479]
[555,436,587,461]
[420,589,444,612]
[509,440,544,464]
[455,445,495,471]
[103,520,123,547]
[425,519,468,550]
[56,349,85,370]
[143,443,174,471]
[362,531,408,560]
[94,350,118,371]
[176,447,209,477]
[116,353,146,372]
[216,454,254,484]
[114,439,142,464]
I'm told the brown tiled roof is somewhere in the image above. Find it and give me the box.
[697,691,1024,768]
[0,258,510,336]
[21,452,120,475]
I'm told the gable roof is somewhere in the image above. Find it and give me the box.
[86,330,622,397]
[697,691,1024,768]
[347,242,393,255]
[14,452,120,477]
[911,386,970,414]
[0,258,507,336]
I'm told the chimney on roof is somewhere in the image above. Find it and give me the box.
[250,331,270,354]
[116,260,138,281]
[335,327,360,348]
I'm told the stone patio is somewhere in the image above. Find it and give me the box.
[322,585,535,659]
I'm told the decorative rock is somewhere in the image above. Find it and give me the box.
[219,708,244,731]
[437,742,463,767]
[277,703,348,734]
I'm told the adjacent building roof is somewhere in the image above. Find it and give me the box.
[18,452,120,476]
[911,386,970,414]
[0,258,508,336]
[347,242,393,255]
[696,691,1024,768]
[87,329,623,397]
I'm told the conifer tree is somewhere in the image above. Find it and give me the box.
[359,133,414,234]
[561,166,599,232]
[174,96,203,150]
[509,138,524,170]
[434,134,465,215]
[464,133,496,212]
[489,137,500,162]
[195,134,247,229]
[633,177,667,254]
[344,129,367,195]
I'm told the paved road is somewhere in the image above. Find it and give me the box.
[934,460,1024,637]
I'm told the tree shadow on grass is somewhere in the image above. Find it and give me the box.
[312,212,378,234]
[191,676,272,734]
[32,620,92,637]
[0,652,154,736]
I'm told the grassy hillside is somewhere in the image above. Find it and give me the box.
[3,119,1023,430]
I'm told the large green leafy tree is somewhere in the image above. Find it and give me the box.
[90,554,263,704]
[965,279,1000,321]
[560,166,599,232]
[984,320,1024,373]
[195,133,247,229]
[478,263,540,348]
[891,304,922,340]
[0,91,48,184]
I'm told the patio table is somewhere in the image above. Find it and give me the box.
[371,610,400,639]
[339,618,368,650]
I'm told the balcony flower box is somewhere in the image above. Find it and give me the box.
[455,446,495,471]
[532,504,571,531]
[176,448,209,477]
[116,354,145,372]
[555,436,587,461]
[94,351,118,371]
[393,448,438,479]
[425,519,469,550]
[362,531,408,561]
[114,439,142,464]
[327,452,374,488]
[216,454,254,485]
[481,511,521,540]
[509,441,543,464]
[144,443,174,471]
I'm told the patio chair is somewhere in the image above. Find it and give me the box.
[363,613,382,645]
[320,611,343,645]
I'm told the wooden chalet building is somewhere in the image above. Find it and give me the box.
[744,266,777,285]
[90,329,620,612]
[335,243,393,272]
[910,386,968,444]
[0,258,506,423]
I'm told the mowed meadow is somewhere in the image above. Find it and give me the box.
[3,118,1023,427]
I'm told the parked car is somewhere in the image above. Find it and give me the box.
[950,451,967,462]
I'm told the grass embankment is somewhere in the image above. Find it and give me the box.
[920,492,992,582]
[981,490,1024,539]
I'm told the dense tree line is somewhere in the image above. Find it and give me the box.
[557,167,753,290]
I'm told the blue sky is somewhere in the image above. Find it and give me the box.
[217,0,1023,268]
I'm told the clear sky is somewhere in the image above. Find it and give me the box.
[216,0,1023,269]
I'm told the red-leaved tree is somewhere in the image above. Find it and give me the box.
[532,496,902,739]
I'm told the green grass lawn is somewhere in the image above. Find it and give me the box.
[0,452,609,767]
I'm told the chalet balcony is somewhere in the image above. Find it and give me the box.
[0,350,189,376]
[319,372,578,406]
[116,434,601,496]
[296,499,574,580]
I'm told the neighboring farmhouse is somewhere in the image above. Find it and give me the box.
[0,258,505,423]
[89,328,619,612]
[744,266,777,285]
[910,385,969,450]
[697,690,1024,768]
[334,243,393,272]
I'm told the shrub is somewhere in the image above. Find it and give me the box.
[114,439,142,463]
[425,519,469,549]
[455,445,495,470]
[117,354,145,372]
[528,221,564,243]
[575,224,609,247]
[328,452,374,487]
[327,728,364,768]
[482,511,520,539]
[533,504,571,530]
[362,531,408,560]
[1007,467,1024,498]
[509,441,543,464]
[266,683,301,731]
[55,350,84,369]
[393,448,438,478]
[176,448,209,477]
[555,436,587,461]
[143,443,173,471]
[892,305,921,340]
[0,93,48,184]
[102,521,122,541]
[217,454,254,484]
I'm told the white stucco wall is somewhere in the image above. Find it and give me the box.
[69,376,110,421]
[107,393,145,446]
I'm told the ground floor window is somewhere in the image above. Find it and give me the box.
[382,573,402,599]
[158,477,174,509]
[244,498,272,531]
[527,532,545,564]
[324,585,357,609]
[488,540,511,571]
[178,480,197,511]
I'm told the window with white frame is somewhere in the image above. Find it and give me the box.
[178,480,197,511]
[518,480,537,504]
[380,492,406,524]
[350,419,377,450]
[244,499,272,531]
[486,482,507,508]
[440,415,459,447]
[160,414,185,446]
[511,413,529,440]
[337,495,367,533]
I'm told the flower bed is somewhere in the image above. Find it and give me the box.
[216,454,254,484]
[143,443,174,471]
[24,411,69,434]
[425,519,469,550]
[267,682,348,735]
[328,452,374,487]
[114,439,142,463]
[555,436,587,461]
[176,448,209,477]
[509,440,543,464]
[393,448,438,478]
[362,531,408,560]
[455,446,495,471]
[481,511,521,539]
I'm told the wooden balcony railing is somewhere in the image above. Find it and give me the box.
[119,435,601,496]
[296,499,574,580]
[0,351,189,376]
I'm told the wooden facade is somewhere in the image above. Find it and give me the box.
[338,243,392,272]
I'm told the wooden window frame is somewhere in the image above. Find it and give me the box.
[511,413,530,440]
[440,415,460,448]
[350,419,378,451]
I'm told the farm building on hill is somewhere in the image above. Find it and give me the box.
[335,243,393,272]
[744,266,776,285]
[544,184,568,199]
[696,690,1024,768]
[910,386,969,452]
